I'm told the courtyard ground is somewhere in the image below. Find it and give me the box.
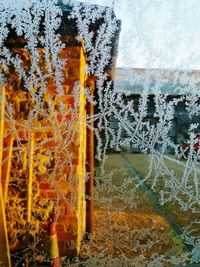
[76,153,199,266]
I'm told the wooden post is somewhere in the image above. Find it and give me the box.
[27,132,34,223]
[2,135,14,203]
[26,132,34,267]
[0,86,12,267]
[86,79,95,238]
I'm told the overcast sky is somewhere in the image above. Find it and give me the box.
[80,0,200,70]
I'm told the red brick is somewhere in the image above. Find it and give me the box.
[67,59,80,68]
[39,183,51,190]
[47,85,57,94]
[57,215,77,222]
[66,68,80,79]
[60,47,80,59]
[66,95,74,107]
[59,48,68,58]
[69,51,80,60]
[63,207,75,217]
[42,139,58,148]
[58,240,77,257]
[46,76,55,85]
[63,239,77,250]
[72,158,78,165]
[56,223,65,232]
[57,113,72,123]
[18,130,29,140]
[40,190,57,199]
[57,231,77,241]
[63,80,76,87]
[58,199,68,205]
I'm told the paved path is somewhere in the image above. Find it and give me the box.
[121,153,193,252]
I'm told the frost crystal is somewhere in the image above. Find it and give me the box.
[0,0,200,266]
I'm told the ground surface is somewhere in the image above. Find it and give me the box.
[13,153,199,266]
[76,153,197,266]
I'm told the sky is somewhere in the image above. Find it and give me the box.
[4,0,200,70]
[79,0,200,70]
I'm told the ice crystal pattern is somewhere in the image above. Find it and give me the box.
[0,0,200,266]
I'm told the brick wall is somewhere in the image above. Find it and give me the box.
[2,42,88,257]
